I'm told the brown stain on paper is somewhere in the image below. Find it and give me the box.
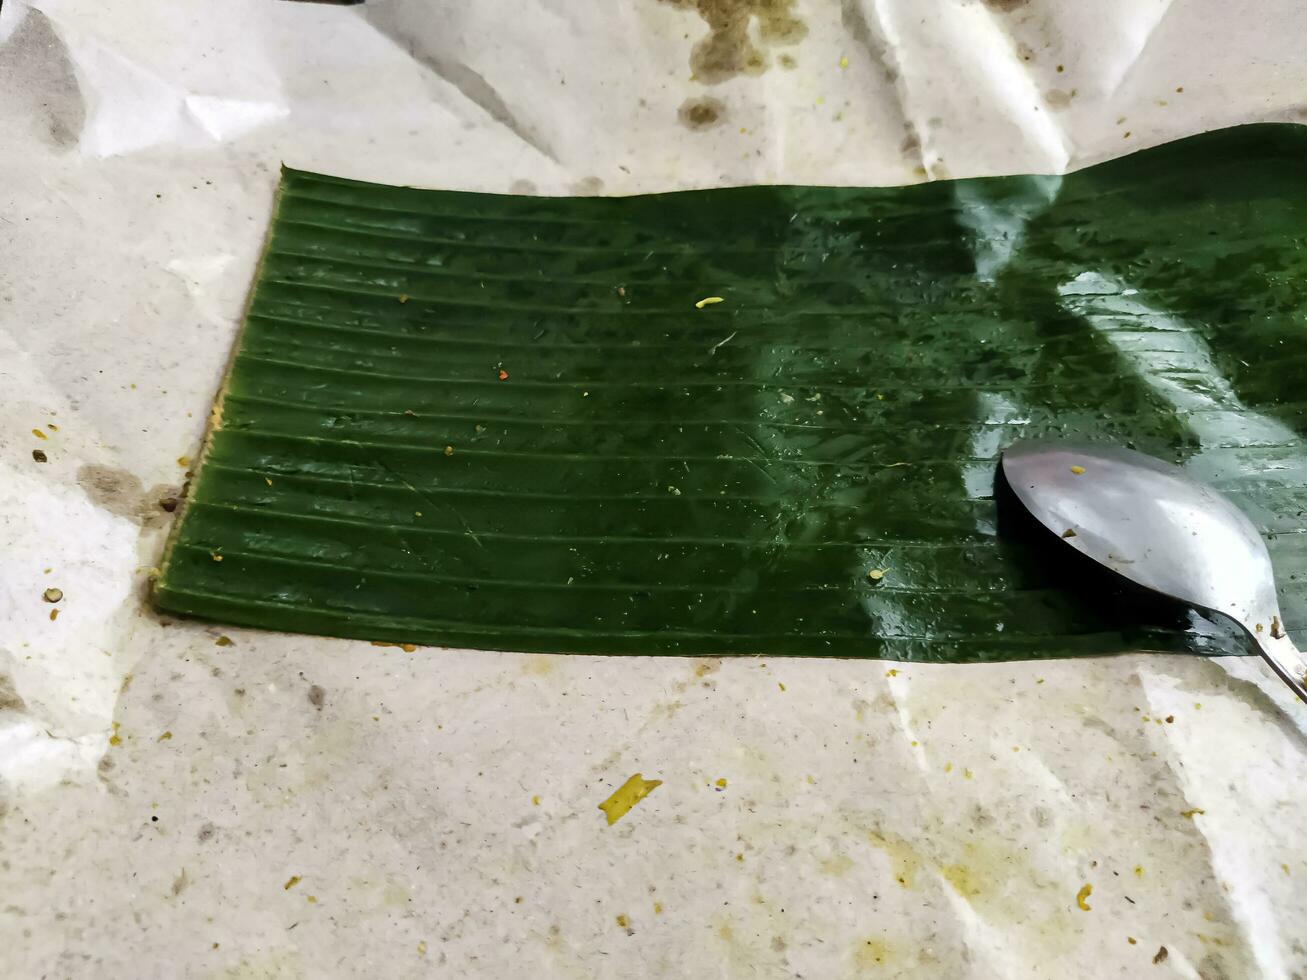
[678,96,726,130]
[659,0,808,84]
[77,464,180,531]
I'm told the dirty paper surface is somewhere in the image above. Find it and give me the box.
[1,0,1305,977]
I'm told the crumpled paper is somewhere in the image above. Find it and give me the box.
[1,0,1304,976]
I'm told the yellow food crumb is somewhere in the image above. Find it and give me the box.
[715,778,727,789]
[177,456,190,467]
[307,895,317,904]
[283,875,301,890]
[885,668,898,677]
[943,762,952,773]
[157,731,172,742]
[1180,808,1205,818]
[694,296,725,309]
[1070,465,1086,475]
[616,914,629,928]
[417,941,427,955]
[444,445,454,456]
[32,428,47,440]
[1076,883,1093,910]
[49,609,59,621]
[653,902,663,914]
[778,682,786,691]
[532,795,541,806]
[1128,937,1137,945]
[1134,865,1144,877]
[215,636,233,647]
[868,568,887,582]
[210,553,223,562]
[839,55,849,69]
[963,768,973,780]
[735,853,744,862]
[398,294,409,303]
[265,477,273,487]
[599,773,662,826]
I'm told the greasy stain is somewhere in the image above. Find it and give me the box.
[307,684,326,709]
[0,673,27,713]
[77,464,180,531]
[571,176,605,196]
[855,937,895,969]
[941,862,982,897]
[678,96,727,131]
[522,654,557,676]
[867,829,921,888]
[819,853,854,877]
[598,773,662,825]
[659,0,808,84]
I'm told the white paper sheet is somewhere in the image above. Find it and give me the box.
[2,0,1304,976]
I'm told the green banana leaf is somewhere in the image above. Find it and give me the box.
[154,124,1307,661]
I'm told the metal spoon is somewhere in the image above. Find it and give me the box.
[1001,439,1307,704]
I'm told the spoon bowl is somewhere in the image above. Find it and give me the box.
[1001,439,1307,703]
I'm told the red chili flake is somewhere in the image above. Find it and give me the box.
[498,369,509,381]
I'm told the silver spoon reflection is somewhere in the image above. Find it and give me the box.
[1002,440,1307,704]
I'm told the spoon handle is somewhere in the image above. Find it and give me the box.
[1250,632,1307,704]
